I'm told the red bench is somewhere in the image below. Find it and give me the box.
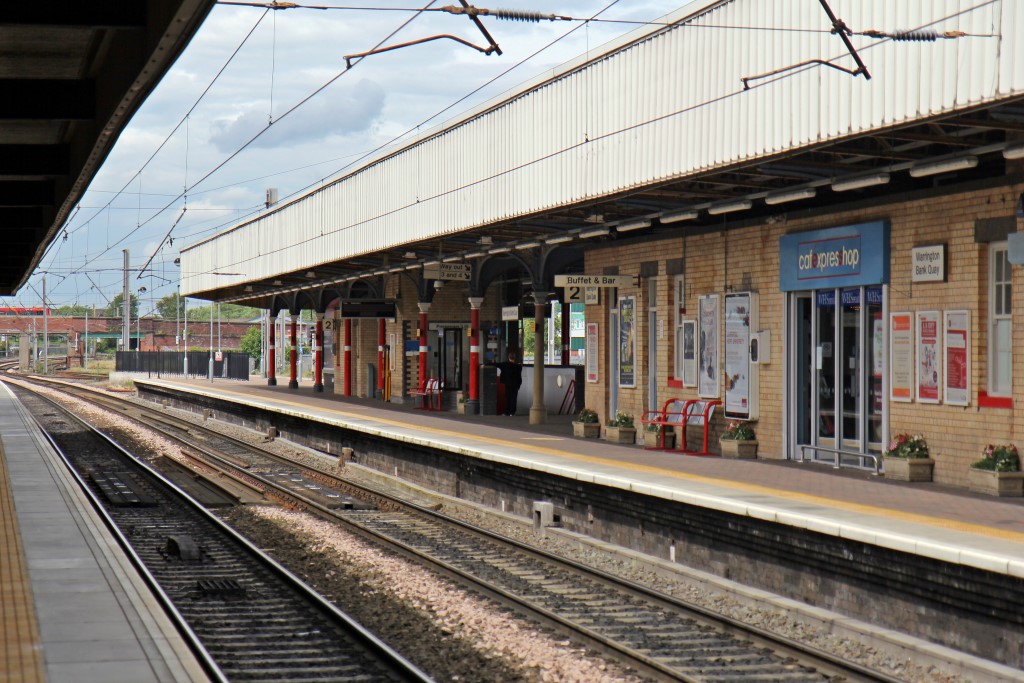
[641,398,720,455]
[409,378,443,411]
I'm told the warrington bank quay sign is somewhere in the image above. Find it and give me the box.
[779,221,890,291]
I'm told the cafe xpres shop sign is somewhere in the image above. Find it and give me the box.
[779,221,890,292]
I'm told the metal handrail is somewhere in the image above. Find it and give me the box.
[799,444,882,476]
[558,379,576,415]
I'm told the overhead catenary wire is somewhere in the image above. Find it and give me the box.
[185,0,1003,293]
[71,1,442,281]
[169,0,626,249]
[29,0,991,305]
[214,2,998,36]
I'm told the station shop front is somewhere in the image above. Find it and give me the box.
[780,222,889,468]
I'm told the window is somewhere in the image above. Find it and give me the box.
[989,242,1012,396]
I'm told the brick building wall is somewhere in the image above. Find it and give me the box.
[583,180,1023,486]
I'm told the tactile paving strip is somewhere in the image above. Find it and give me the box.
[0,441,45,683]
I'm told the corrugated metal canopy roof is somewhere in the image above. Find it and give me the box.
[181,0,1024,306]
[0,1,216,295]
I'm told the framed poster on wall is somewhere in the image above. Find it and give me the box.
[698,294,720,398]
[682,320,697,387]
[916,310,942,403]
[889,312,913,402]
[586,322,599,383]
[724,292,758,419]
[618,297,636,388]
[944,310,970,406]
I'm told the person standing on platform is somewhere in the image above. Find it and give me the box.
[496,350,523,416]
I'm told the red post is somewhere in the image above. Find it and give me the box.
[561,301,571,366]
[343,319,352,396]
[468,297,482,412]
[377,318,385,397]
[313,313,324,392]
[267,313,277,386]
[288,314,298,389]
[418,303,430,391]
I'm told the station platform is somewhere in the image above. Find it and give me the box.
[0,383,210,683]
[135,376,1024,579]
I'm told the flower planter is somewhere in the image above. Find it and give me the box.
[644,431,676,450]
[605,426,636,445]
[720,438,761,458]
[573,421,600,438]
[719,438,758,459]
[883,456,934,482]
[968,468,1024,497]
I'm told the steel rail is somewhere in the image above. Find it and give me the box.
[24,377,903,683]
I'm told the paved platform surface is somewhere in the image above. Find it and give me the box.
[137,376,1024,579]
[0,383,210,683]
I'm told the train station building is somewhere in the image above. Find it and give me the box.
[181,0,1024,488]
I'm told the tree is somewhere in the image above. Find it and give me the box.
[155,293,184,320]
[240,326,262,364]
[106,293,138,319]
[54,304,92,316]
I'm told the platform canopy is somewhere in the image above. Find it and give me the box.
[0,1,216,296]
[181,0,1024,306]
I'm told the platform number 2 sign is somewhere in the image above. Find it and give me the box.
[564,286,599,304]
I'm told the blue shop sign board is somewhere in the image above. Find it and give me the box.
[779,221,889,291]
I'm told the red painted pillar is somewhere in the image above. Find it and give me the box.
[313,313,324,393]
[561,301,571,366]
[288,314,299,389]
[377,318,386,397]
[418,303,430,391]
[267,312,277,386]
[343,318,352,396]
[468,297,482,414]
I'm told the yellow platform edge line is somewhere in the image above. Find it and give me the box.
[162,382,1024,544]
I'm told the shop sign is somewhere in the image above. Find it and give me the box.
[779,221,889,291]
[554,274,634,288]
[911,244,946,282]
[944,310,970,405]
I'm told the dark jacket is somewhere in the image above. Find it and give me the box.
[496,361,522,388]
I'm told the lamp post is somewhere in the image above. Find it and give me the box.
[137,287,146,351]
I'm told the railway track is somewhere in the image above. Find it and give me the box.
[7,381,432,683]
[12,374,905,683]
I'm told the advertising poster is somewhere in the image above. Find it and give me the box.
[944,310,970,406]
[586,323,599,383]
[724,293,751,418]
[682,320,697,387]
[916,311,941,403]
[889,313,913,402]
[618,297,636,388]
[698,294,720,398]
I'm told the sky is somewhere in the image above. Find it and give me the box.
[14,0,687,315]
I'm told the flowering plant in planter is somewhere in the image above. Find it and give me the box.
[720,421,755,441]
[608,411,634,429]
[574,408,599,424]
[883,433,929,459]
[972,444,1021,472]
